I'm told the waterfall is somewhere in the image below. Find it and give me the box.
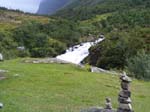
[56,38,104,64]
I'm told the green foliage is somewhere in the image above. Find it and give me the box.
[56,0,149,21]
[87,8,150,70]
[17,49,30,57]
[43,19,80,46]
[87,30,146,70]
[0,31,18,59]
[1,8,81,59]
[12,18,81,58]
[30,34,66,57]
[127,51,150,80]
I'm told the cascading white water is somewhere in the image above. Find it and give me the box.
[56,38,104,64]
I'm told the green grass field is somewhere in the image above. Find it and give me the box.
[0,59,149,112]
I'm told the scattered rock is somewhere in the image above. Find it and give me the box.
[0,76,6,80]
[0,69,8,73]
[0,69,8,80]
[24,58,69,64]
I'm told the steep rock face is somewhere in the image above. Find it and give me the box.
[37,0,70,15]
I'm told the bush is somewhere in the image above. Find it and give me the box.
[127,50,150,80]
[17,49,30,57]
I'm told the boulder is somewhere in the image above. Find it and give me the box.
[91,66,118,75]
[0,53,3,61]
[118,97,132,104]
[118,103,132,111]
[80,107,116,112]
[121,82,130,90]
[0,103,3,109]
[119,90,131,98]
[81,107,103,112]
[120,72,132,82]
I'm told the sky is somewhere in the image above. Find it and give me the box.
[0,0,41,13]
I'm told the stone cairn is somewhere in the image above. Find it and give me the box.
[104,97,114,112]
[117,72,133,112]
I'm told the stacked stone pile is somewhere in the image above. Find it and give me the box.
[117,73,133,112]
[104,98,114,112]
[80,98,116,112]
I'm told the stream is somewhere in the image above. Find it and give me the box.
[56,38,104,64]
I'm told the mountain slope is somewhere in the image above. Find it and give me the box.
[0,8,81,59]
[56,0,150,20]
[37,0,71,15]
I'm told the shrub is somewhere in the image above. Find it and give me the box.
[127,50,150,80]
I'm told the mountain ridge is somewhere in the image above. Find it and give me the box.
[37,0,71,15]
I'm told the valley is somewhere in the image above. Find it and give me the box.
[0,0,150,111]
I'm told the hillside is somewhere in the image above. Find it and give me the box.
[56,0,150,20]
[0,8,49,31]
[0,8,81,59]
[0,59,150,112]
[37,0,71,15]
[84,8,150,72]
[55,0,150,78]
[0,1,149,80]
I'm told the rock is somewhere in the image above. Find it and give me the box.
[81,107,116,112]
[121,81,130,90]
[91,66,118,75]
[0,103,3,109]
[118,97,132,104]
[119,90,131,98]
[117,109,133,112]
[118,103,132,110]
[0,70,8,73]
[80,107,103,112]
[105,98,112,109]
[120,72,132,82]
[17,46,25,51]
[81,108,116,112]
[24,58,69,64]
[0,53,3,61]
[117,73,133,112]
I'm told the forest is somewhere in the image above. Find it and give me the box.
[0,0,150,79]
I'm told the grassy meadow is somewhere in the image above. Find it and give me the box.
[0,59,149,112]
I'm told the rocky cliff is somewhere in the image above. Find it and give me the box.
[37,0,70,15]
